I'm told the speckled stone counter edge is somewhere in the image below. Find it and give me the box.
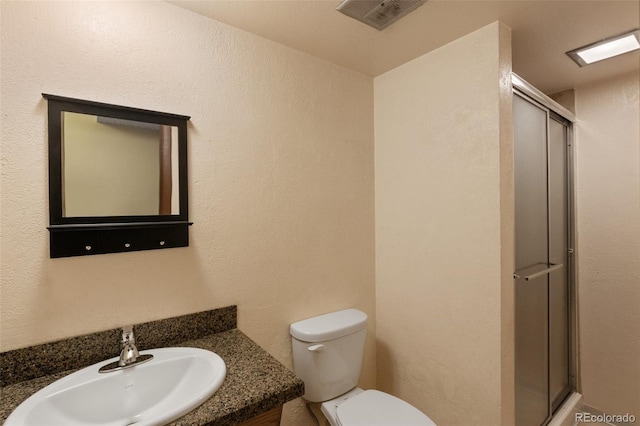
[0,305,237,387]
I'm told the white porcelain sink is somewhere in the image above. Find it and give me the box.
[5,347,226,426]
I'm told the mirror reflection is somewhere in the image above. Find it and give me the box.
[61,112,179,217]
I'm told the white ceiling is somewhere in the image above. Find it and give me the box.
[170,0,640,94]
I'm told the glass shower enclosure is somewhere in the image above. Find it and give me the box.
[513,80,575,426]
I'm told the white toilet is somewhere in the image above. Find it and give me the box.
[290,308,436,426]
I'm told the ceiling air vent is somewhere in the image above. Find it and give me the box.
[336,0,426,31]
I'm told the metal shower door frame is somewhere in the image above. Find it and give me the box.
[512,73,578,424]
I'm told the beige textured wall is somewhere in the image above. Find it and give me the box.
[0,2,375,424]
[575,71,640,417]
[374,22,514,425]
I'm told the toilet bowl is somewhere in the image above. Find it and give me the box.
[290,309,436,426]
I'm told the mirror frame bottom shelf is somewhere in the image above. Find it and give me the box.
[48,222,191,258]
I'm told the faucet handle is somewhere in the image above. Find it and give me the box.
[120,325,135,346]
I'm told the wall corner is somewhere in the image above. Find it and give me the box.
[497,20,516,426]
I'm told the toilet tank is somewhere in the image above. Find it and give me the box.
[290,309,367,402]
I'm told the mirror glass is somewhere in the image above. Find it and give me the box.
[62,112,180,217]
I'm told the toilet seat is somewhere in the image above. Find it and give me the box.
[336,390,436,426]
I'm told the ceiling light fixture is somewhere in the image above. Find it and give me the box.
[336,0,426,31]
[566,29,640,67]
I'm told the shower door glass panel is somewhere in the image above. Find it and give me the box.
[514,94,549,426]
[549,117,570,408]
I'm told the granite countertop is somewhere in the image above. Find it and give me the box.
[0,307,304,425]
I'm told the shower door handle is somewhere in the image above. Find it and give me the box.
[513,263,563,281]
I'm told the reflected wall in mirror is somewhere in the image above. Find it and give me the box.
[62,112,180,217]
[44,94,191,258]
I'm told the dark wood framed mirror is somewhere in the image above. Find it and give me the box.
[44,94,191,258]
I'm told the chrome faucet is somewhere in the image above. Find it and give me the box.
[99,325,153,373]
[119,325,139,366]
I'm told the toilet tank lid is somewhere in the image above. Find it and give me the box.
[290,309,367,342]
